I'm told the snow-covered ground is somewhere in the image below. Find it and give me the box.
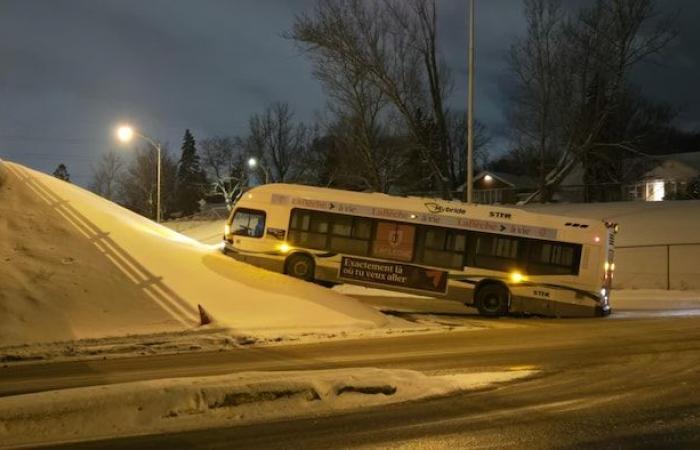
[0,160,419,349]
[0,367,536,448]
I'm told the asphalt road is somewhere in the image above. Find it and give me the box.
[4,301,700,449]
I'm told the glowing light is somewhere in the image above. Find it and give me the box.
[116,125,134,142]
[224,224,231,235]
[600,288,607,297]
[594,236,601,243]
[278,243,291,253]
[510,272,525,283]
[484,174,493,182]
[604,261,610,271]
[611,263,615,271]
[247,157,258,168]
[410,214,417,219]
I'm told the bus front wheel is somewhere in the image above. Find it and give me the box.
[285,253,315,282]
[475,284,510,317]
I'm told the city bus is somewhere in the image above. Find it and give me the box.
[222,184,617,317]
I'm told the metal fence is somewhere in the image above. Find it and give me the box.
[614,243,700,290]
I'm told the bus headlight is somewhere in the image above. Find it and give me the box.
[510,272,525,283]
[277,243,291,253]
[224,224,231,236]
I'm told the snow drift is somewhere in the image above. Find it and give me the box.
[0,367,536,447]
[0,161,388,346]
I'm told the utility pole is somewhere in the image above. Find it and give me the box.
[465,0,476,203]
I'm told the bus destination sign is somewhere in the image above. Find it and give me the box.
[339,256,448,294]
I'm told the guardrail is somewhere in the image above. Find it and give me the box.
[615,243,700,290]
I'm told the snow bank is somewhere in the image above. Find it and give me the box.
[0,367,536,447]
[164,219,225,245]
[0,161,390,346]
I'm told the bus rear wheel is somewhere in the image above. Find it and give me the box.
[475,284,510,317]
[285,253,315,282]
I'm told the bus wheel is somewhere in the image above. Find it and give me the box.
[285,254,315,282]
[475,284,509,317]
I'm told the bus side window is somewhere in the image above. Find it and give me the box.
[473,233,521,272]
[417,227,466,269]
[231,209,266,238]
[527,241,581,275]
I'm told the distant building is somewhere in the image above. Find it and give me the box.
[463,151,700,204]
[625,152,700,201]
[471,171,536,204]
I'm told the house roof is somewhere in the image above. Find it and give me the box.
[643,151,700,180]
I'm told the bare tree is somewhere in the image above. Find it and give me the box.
[245,102,307,183]
[89,151,124,201]
[290,0,470,198]
[200,136,248,210]
[509,0,676,203]
[118,145,177,220]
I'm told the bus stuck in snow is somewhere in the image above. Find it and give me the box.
[222,184,617,318]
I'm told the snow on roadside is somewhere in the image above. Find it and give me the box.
[0,367,536,448]
[610,289,700,317]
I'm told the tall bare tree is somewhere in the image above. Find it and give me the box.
[509,0,676,202]
[245,102,308,183]
[89,151,124,201]
[200,136,248,209]
[290,0,471,198]
[118,145,177,220]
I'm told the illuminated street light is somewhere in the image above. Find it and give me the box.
[247,157,270,184]
[484,174,493,182]
[114,124,163,223]
[116,125,134,142]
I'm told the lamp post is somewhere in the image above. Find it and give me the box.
[465,0,476,204]
[116,125,162,223]
[247,157,270,184]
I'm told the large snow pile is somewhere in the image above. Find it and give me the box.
[0,161,389,346]
[0,367,535,447]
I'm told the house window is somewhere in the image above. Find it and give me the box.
[645,180,665,201]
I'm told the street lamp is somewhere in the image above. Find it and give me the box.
[247,157,270,184]
[115,124,163,223]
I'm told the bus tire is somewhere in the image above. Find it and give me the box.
[475,283,510,317]
[285,253,315,282]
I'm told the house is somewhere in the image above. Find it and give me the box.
[626,151,700,201]
[470,171,537,204]
[467,151,700,204]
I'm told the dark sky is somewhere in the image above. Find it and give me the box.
[1,0,698,186]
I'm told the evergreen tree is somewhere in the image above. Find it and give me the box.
[174,129,206,216]
[52,163,71,182]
